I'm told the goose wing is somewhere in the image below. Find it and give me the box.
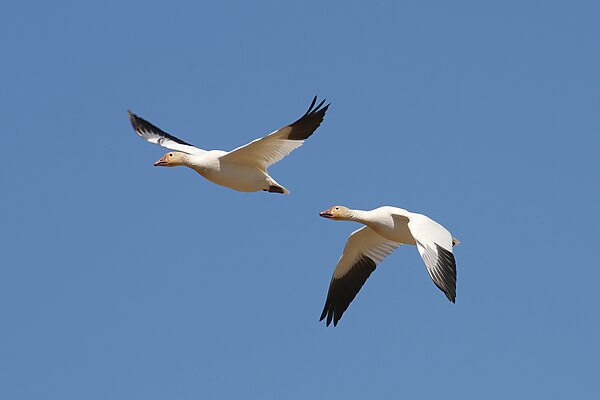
[128,111,207,155]
[406,214,457,303]
[221,96,329,170]
[320,226,401,327]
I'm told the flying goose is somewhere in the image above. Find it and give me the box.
[319,205,459,326]
[128,97,329,193]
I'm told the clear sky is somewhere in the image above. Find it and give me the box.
[2,1,599,398]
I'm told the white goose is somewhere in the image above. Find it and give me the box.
[128,97,329,194]
[319,205,460,326]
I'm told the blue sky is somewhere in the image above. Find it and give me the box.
[2,1,599,398]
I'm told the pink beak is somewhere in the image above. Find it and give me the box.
[154,156,168,166]
[319,209,334,218]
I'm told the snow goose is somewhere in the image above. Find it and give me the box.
[319,205,460,326]
[128,97,329,193]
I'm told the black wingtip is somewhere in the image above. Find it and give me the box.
[306,96,318,114]
[319,305,335,327]
[126,111,195,147]
[314,98,326,111]
[447,292,456,303]
[320,307,327,322]
[128,111,139,128]
[304,96,329,116]
[433,244,457,303]
[319,256,377,328]
[127,111,148,136]
[287,96,331,141]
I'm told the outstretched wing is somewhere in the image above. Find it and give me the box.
[221,96,329,170]
[407,214,457,303]
[320,226,401,327]
[128,111,207,155]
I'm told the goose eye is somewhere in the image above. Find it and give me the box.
[169,154,173,157]
[335,207,340,210]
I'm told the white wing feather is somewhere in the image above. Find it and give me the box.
[333,226,401,279]
[221,96,329,170]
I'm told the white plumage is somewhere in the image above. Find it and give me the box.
[319,205,459,326]
[128,96,329,194]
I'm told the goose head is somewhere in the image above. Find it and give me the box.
[154,152,187,167]
[319,205,352,220]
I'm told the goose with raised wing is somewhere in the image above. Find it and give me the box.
[319,205,460,326]
[128,97,329,194]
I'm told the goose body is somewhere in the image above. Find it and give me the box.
[165,150,285,193]
[128,97,329,194]
[319,205,459,326]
